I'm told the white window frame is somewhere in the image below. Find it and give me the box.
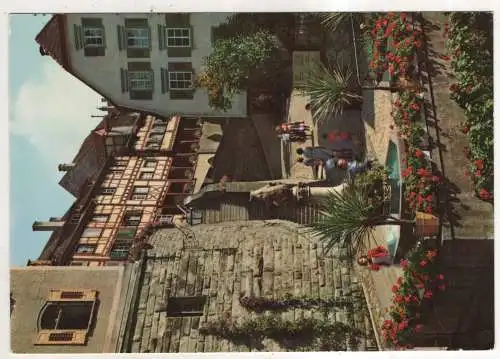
[168,71,193,90]
[139,172,154,180]
[126,27,150,48]
[81,228,102,238]
[166,28,191,48]
[143,160,157,168]
[92,215,109,223]
[83,27,104,48]
[129,71,153,91]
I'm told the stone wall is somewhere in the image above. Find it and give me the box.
[129,220,377,352]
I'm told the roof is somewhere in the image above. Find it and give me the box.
[35,14,70,70]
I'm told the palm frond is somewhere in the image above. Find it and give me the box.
[308,182,383,258]
[297,62,362,124]
[320,13,353,32]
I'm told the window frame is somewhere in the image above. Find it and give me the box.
[109,239,133,260]
[91,214,109,223]
[75,244,97,254]
[100,187,116,195]
[126,27,150,49]
[166,296,207,317]
[166,28,191,48]
[143,159,157,168]
[128,70,154,91]
[83,26,105,48]
[168,71,193,90]
[131,186,149,200]
[35,290,98,345]
[139,171,154,180]
[81,228,102,238]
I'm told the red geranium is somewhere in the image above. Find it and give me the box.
[423,290,433,299]
[475,159,484,170]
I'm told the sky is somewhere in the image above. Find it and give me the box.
[9,14,103,266]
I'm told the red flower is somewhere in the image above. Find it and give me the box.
[475,159,484,170]
[392,284,399,293]
[400,13,407,21]
[339,132,350,140]
[369,263,381,271]
[436,274,444,281]
[461,125,470,134]
[400,259,409,268]
[475,170,482,177]
[425,194,433,202]
[423,290,433,299]
[449,83,458,92]
[431,175,441,183]
[414,40,422,48]
[479,188,492,200]
[415,324,424,333]
[425,205,434,214]
[417,168,426,176]
[420,260,428,267]
[410,103,421,111]
[438,284,446,291]
[394,295,404,303]
[415,148,424,158]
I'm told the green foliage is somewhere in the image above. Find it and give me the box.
[296,62,362,123]
[239,293,355,313]
[447,12,493,201]
[198,31,280,111]
[199,314,363,351]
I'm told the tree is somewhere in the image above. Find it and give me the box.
[197,31,282,112]
[308,170,414,257]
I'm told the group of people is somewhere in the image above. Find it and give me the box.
[276,121,311,143]
[296,146,373,180]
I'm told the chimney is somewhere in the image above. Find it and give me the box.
[32,219,65,231]
[58,163,74,172]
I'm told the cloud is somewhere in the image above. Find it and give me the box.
[10,60,102,165]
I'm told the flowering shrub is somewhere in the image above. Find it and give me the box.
[381,247,446,349]
[447,13,493,202]
[393,91,440,213]
[368,12,422,82]
[366,245,390,271]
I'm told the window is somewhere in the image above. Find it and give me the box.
[132,186,149,200]
[91,215,109,223]
[83,27,104,48]
[123,211,142,226]
[148,134,164,143]
[143,160,157,168]
[139,171,154,180]
[81,228,102,238]
[100,187,116,195]
[114,159,128,168]
[35,290,98,345]
[74,18,106,56]
[75,244,97,254]
[145,142,160,150]
[116,226,137,239]
[129,71,153,91]
[109,239,133,260]
[166,28,191,47]
[151,125,166,133]
[126,27,149,48]
[168,71,193,90]
[167,296,206,317]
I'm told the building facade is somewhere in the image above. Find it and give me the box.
[10,265,136,353]
[36,13,247,118]
[30,113,204,267]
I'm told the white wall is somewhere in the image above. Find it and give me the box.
[65,13,247,118]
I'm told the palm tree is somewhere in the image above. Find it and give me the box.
[296,62,363,123]
[320,12,367,33]
[308,180,415,257]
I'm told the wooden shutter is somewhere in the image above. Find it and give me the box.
[165,13,192,57]
[161,68,169,93]
[35,329,87,345]
[158,24,166,50]
[47,289,98,302]
[120,68,129,92]
[117,25,126,51]
[73,25,83,50]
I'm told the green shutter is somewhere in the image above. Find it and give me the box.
[120,69,129,92]
[190,25,194,49]
[161,68,169,93]
[117,25,125,51]
[73,25,82,50]
[157,24,165,50]
[116,227,136,239]
[148,26,152,50]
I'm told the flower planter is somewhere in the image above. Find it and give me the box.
[414,212,439,237]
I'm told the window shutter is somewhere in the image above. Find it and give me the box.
[148,26,152,50]
[161,68,169,93]
[128,62,151,71]
[73,25,83,50]
[158,24,166,50]
[35,330,87,345]
[190,25,194,49]
[117,25,125,51]
[120,68,129,92]
[47,289,97,302]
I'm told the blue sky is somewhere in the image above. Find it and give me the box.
[9,14,102,266]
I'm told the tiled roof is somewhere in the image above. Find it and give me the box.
[35,14,70,70]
